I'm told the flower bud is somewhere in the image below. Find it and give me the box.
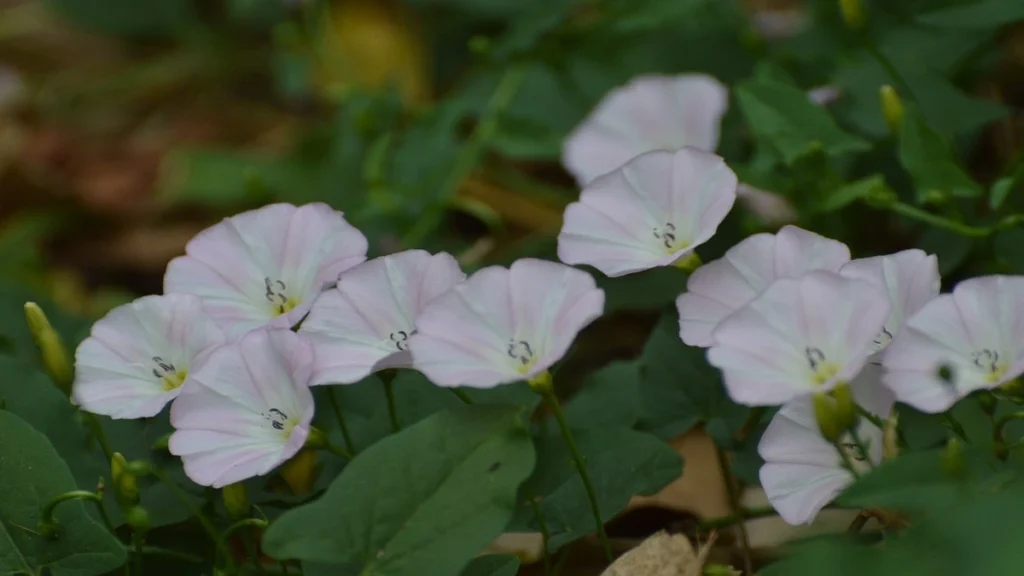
[304,426,329,450]
[942,437,965,477]
[24,302,72,397]
[124,506,150,531]
[839,0,866,30]
[222,483,250,519]
[151,432,171,452]
[879,85,903,134]
[280,448,320,495]
[812,385,857,442]
[111,453,139,506]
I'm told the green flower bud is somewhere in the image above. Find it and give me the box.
[111,453,139,506]
[813,384,857,442]
[151,432,171,452]
[124,506,150,531]
[222,483,250,519]
[839,0,866,30]
[942,437,965,477]
[879,85,903,134]
[24,302,73,397]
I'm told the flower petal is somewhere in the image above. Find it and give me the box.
[169,329,314,487]
[165,203,368,339]
[73,294,224,419]
[302,250,465,384]
[562,74,728,186]
[708,271,889,405]
[557,147,737,277]
[677,226,850,347]
[882,276,1024,413]
[410,259,604,388]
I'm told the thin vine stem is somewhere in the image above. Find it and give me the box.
[327,387,356,455]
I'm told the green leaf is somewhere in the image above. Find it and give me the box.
[736,78,870,165]
[817,175,886,213]
[917,227,974,276]
[918,0,1024,28]
[459,555,520,576]
[563,361,641,429]
[899,106,982,201]
[46,0,196,38]
[0,410,126,575]
[515,427,681,550]
[996,229,1024,273]
[597,267,690,313]
[262,405,536,576]
[637,314,745,439]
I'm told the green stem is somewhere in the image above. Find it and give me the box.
[849,426,876,470]
[82,412,113,460]
[150,469,234,572]
[132,530,144,575]
[883,201,992,238]
[327,388,356,455]
[541,390,613,563]
[943,412,969,441]
[401,64,529,248]
[863,38,914,100]
[383,379,401,433]
[450,389,475,405]
[993,411,1024,460]
[847,511,870,534]
[224,518,269,541]
[833,440,863,479]
[528,498,553,576]
[714,445,753,576]
[856,405,884,429]
[697,505,778,530]
[39,490,103,535]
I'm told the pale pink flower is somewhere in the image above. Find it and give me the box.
[759,380,892,525]
[707,271,890,406]
[301,250,465,385]
[164,203,368,340]
[807,85,843,107]
[408,259,604,388]
[839,249,940,358]
[676,226,851,347]
[169,329,315,488]
[72,294,224,419]
[562,74,728,186]
[557,147,737,277]
[882,275,1024,413]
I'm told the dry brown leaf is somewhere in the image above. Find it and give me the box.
[600,532,712,576]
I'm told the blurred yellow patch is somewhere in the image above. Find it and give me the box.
[315,0,431,106]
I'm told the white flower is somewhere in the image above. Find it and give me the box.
[301,250,465,385]
[408,259,604,388]
[557,147,737,277]
[169,329,315,488]
[883,275,1024,413]
[677,225,851,347]
[72,294,224,419]
[707,271,890,406]
[562,74,729,186]
[164,203,368,340]
[759,380,893,525]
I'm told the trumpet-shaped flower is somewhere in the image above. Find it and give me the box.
[408,258,604,388]
[839,249,940,358]
[73,294,225,419]
[164,203,368,339]
[301,250,465,384]
[169,329,315,488]
[557,147,737,277]
[882,275,1024,413]
[758,380,892,525]
[677,226,851,347]
[707,271,890,406]
[562,74,728,186]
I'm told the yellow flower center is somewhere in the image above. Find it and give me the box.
[162,370,188,391]
[972,348,1007,384]
[507,339,537,375]
[805,347,840,387]
[652,222,689,254]
[264,277,300,317]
